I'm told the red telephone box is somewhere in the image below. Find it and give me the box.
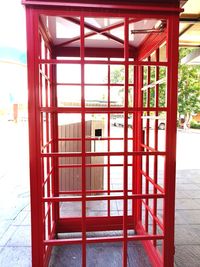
[23,0,181,266]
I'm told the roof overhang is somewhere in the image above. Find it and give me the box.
[181,48,200,65]
[179,0,200,47]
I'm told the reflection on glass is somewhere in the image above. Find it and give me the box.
[57,64,81,83]
[85,64,108,83]
[57,86,81,107]
[110,86,124,107]
[85,86,108,107]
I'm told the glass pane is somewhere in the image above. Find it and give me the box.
[85,86,108,107]
[110,86,124,107]
[85,64,108,83]
[57,64,81,83]
[57,86,81,107]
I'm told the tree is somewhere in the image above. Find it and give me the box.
[109,49,200,124]
[142,66,166,108]
[110,65,166,109]
[110,65,133,107]
[178,48,200,123]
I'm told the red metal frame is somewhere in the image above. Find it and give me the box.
[24,1,180,266]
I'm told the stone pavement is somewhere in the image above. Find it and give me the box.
[174,169,200,267]
[0,122,200,266]
[0,122,31,266]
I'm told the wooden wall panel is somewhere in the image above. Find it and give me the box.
[59,120,104,193]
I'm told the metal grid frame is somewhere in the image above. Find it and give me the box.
[24,2,180,267]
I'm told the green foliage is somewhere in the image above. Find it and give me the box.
[159,68,167,107]
[110,67,125,84]
[190,120,200,129]
[110,66,133,106]
[141,66,167,108]
[178,48,200,121]
[109,49,200,122]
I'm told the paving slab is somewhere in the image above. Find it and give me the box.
[0,124,200,266]
[49,242,152,267]
[0,247,31,267]
[175,245,200,267]
[6,226,31,247]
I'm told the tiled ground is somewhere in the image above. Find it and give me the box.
[174,169,200,267]
[0,123,200,266]
[49,241,152,267]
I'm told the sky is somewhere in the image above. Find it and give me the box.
[0,0,26,51]
[0,1,124,110]
[0,0,27,109]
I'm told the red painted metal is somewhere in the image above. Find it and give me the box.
[163,15,180,266]
[38,58,168,66]
[23,1,180,266]
[26,7,44,267]
[64,17,127,47]
[122,18,129,267]
[138,30,167,60]
[57,18,140,48]
[54,47,135,58]
[22,1,181,12]
[80,15,87,267]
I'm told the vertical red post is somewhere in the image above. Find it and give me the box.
[51,51,59,225]
[145,58,151,233]
[107,59,111,217]
[80,15,87,267]
[163,15,179,266]
[153,48,159,248]
[26,8,44,267]
[133,53,144,230]
[123,17,129,267]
